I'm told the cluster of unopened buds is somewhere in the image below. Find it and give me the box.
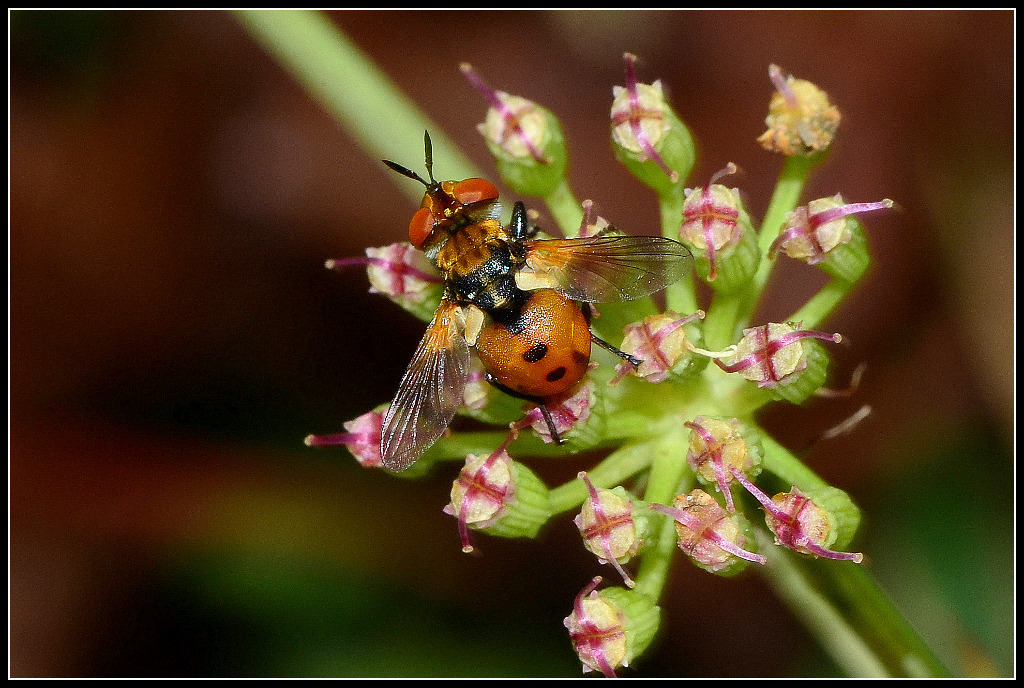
[308,55,891,676]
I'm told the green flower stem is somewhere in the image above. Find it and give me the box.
[632,426,691,599]
[542,179,584,237]
[787,277,855,330]
[659,187,699,315]
[757,154,818,259]
[702,289,746,351]
[755,529,889,677]
[548,441,655,514]
[733,153,819,331]
[759,433,831,492]
[234,10,483,200]
[755,530,949,678]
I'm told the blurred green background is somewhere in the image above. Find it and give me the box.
[10,10,1013,677]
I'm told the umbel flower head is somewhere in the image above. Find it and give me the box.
[299,47,905,677]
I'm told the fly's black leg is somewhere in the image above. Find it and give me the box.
[484,372,565,445]
[591,332,643,369]
[578,303,643,369]
[510,201,544,241]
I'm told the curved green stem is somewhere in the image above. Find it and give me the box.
[787,277,855,330]
[659,187,698,315]
[756,530,950,677]
[543,179,584,236]
[632,426,691,599]
[234,10,483,200]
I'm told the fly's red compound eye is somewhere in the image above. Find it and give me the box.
[408,207,436,248]
[452,178,499,205]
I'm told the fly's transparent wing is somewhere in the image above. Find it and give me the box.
[380,301,470,470]
[519,235,693,302]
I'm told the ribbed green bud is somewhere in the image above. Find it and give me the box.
[691,217,760,292]
[485,107,568,198]
[771,195,889,283]
[462,63,569,198]
[517,378,605,452]
[678,165,759,291]
[611,310,708,386]
[651,490,766,576]
[684,416,764,512]
[481,460,552,540]
[800,483,862,551]
[612,107,695,197]
[819,217,871,283]
[715,323,841,405]
[445,452,552,553]
[771,336,831,405]
[598,586,661,664]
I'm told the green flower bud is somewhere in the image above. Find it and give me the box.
[684,416,764,512]
[516,377,606,452]
[731,474,863,563]
[564,576,661,677]
[679,164,760,291]
[610,53,695,195]
[575,473,649,588]
[714,323,842,405]
[444,450,551,552]
[650,490,766,576]
[462,63,568,197]
[610,310,708,386]
[771,195,892,283]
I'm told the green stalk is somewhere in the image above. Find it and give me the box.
[632,426,691,599]
[659,187,698,315]
[787,277,855,330]
[756,530,949,677]
[234,10,483,200]
[542,179,584,236]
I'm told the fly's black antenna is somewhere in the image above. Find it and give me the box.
[422,130,436,185]
[382,130,437,188]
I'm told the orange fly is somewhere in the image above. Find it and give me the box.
[379,132,692,470]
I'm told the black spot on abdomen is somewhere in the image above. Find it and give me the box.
[523,343,548,363]
[545,366,567,382]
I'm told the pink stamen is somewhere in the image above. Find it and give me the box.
[649,504,766,565]
[325,256,442,285]
[578,473,635,588]
[807,199,894,230]
[684,421,736,512]
[303,432,355,447]
[613,53,679,182]
[768,64,798,108]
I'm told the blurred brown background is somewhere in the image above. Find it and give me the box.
[10,10,1013,677]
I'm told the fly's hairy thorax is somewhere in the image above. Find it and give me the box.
[432,219,524,311]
